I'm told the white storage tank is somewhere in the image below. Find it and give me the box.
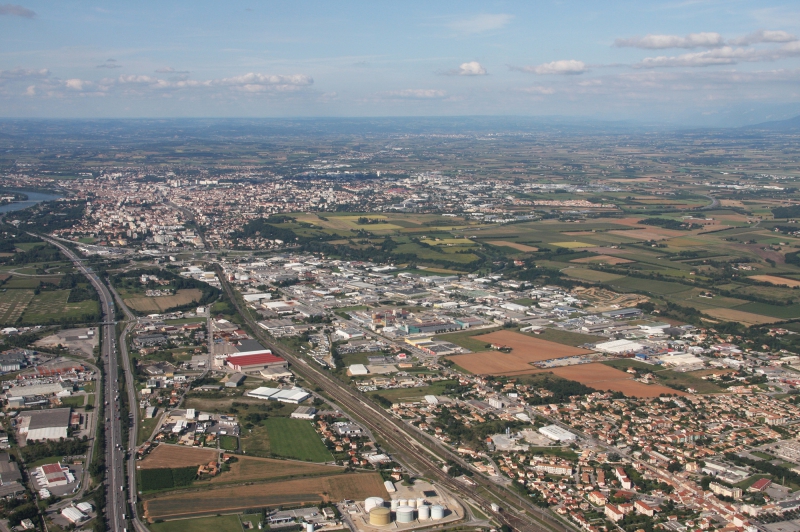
[418,504,431,520]
[408,498,416,508]
[364,497,385,513]
[396,506,415,523]
[417,497,426,508]
[399,499,408,507]
[305,523,314,532]
[390,499,399,511]
[431,505,445,520]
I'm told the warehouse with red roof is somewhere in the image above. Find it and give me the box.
[226,351,287,372]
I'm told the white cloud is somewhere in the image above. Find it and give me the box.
[0,4,35,18]
[519,85,555,94]
[730,29,797,46]
[97,59,121,69]
[155,67,190,74]
[635,42,800,68]
[453,61,487,76]
[384,89,447,99]
[518,60,588,75]
[65,79,88,91]
[0,68,48,79]
[25,85,34,96]
[615,32,724,49]
[447,13,512,35]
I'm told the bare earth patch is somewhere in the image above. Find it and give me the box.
[702,308,780,326]
[139,445,218,469]
[544,363,685,398]
[487,240,539,252]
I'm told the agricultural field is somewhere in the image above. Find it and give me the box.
[447,331,591,375]
[487,240,538,252]
[21,290,99,323]
[542,363,685,398]
[149,515,243,532]
[0,289,34,324]
[209,455,339,484]
[602,359,724,394]
[143,472,387,521]
[124,288,203,313]
[139,445,218,469]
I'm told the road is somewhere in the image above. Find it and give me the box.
[216,267,570,532]
[39,237,129,531]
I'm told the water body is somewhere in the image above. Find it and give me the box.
[0,190,64,214]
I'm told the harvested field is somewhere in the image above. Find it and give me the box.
[545,363,685,398]
[608,229,683,241]
[749,275,800,287]
[139,445,218,470]
[144,473,387,521]
[125,289,203,313]
[487,241,538,252]
[570,254,633,265]
[447,331,590,374]
[0,289,34,324]
[702,307,780,325]
[210,456,338,484]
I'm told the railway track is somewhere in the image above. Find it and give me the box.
[216,266,572,532]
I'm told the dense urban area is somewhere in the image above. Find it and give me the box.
[1,117,800,532]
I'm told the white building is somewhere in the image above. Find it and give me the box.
[539,424,576,442]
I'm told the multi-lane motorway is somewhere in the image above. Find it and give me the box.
[40,237,130,532]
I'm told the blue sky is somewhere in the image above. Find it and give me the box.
[1,1,800,124]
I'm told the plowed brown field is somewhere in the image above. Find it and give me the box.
[545,363,685,398]
[139,445,218,469]
[447,330,590,374]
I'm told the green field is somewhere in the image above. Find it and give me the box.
[606,277,693,295]
[19,289,99,324]
[0,289,34,323]
[219,435,239,451]
[149,514,244,532]
[434,327,502,351]
[530,328,604,347]
[59,395,87,408]
[564,268,625,282]
[263,418,332,462]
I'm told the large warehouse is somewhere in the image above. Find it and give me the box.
[226,351,287,372]
[247,386,311,404]
[539,424,577,442]
[23,408,71,441]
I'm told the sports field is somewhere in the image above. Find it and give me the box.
[264,417,332,462]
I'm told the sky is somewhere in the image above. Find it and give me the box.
[1,1,800,125]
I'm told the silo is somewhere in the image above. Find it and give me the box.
[431,505,445,520]
[418,504,431,520]
[369,507,391,526]
[364,497,385,513]
[396,506,415,524]
[305,523,314,532]
[390,499,399,511]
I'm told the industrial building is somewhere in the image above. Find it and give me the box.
[538,424,577,442]
[247,386,311,403]
[36,463,74,487]
[225,373,246,387]
[226,351,287,372]
[23,408,71,441]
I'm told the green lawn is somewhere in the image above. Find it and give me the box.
[434,327,502,352]
[528,328,603,347]
[264,417,332,462]
[149,514,243,532]
[219,435,239,451]
[60,395,86,408]
[751,451,775,460]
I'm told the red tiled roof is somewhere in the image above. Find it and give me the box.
[226,351,285,367]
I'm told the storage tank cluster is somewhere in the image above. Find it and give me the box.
[366,495,446,526]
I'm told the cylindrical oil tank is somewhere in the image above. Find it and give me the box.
[431,505,445,520]
[390,499,399,511]
[305,523,314,532]
[369,507,391,526]
[396,506,415,523]
[407,498,416,508]
[364,497,385,513]
[399,499,408,507]
[417,498,426,508]
[418,504,431,520]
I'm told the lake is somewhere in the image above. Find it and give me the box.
[0,190,64,214]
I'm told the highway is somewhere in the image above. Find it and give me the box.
[39,237,130,532]
[216,266,571,532]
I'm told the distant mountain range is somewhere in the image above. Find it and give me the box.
[744,115,800,131]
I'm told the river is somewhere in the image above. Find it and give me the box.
[0,190,64,214]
